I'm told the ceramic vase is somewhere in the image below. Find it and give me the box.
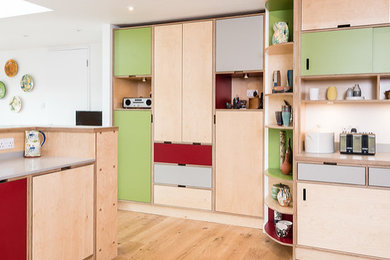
[272,22,289,45]
[272,183,286,200]
[327,86,337,100]
[279,131,286,166]
[277,187,291,207]
[280,138,292,175]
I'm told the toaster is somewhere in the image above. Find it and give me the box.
[339,128,376,155]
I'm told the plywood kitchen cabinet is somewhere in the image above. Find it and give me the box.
[0,179,27,260]
[301,0,390,31]
[154,21,213,144]
[114,27,152,76]
[297,182,390,259]
[115,110,151,203]
[215,111,264,217]
[216,15,264,72]
[32,165,94,260]
[373,26,390,73]
[182,21,213,143]
[301,28,373,76]
[96,130,118,260]
[154,24,183,143]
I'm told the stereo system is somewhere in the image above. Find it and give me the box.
[123,98,152,109]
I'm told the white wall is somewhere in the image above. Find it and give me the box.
[304,104,390,144]
[0,43,102,126]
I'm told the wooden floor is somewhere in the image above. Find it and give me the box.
[115,210,292,260]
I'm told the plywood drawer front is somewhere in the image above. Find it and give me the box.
[369,167,390,187]
[296,247,371,260]
[298,163,365,185]
[154,185,212,210]
[154,163,212,188]
[154,143,212,166]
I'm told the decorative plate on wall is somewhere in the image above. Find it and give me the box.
[9,96,22,112]
[20,74,34,92]
[4,59,18,77]
[0,81,6,99]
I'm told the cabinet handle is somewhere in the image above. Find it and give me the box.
[337,24,350,28]
[303,188,306,201]
[306,58,310,70]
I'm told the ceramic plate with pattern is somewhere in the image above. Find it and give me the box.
[4,59,18,77]
[0,81,5,99]
[9,96,22,113]
[20,74,34,92]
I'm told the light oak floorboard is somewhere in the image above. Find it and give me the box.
[115,210,291,260]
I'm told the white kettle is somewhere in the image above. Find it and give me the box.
[25,130,46,158]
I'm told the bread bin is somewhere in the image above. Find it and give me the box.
[305,131,335,153]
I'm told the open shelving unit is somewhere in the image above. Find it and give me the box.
[113,76,152,110]
[263,0,295,248]
[215,71,264,110]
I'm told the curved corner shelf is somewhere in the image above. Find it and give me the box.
[264,221,293,247]
[265,124,293,130]
[265,169,293,183]
[265,42,293,55]
[265,196,293,215]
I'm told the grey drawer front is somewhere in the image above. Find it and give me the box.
[154,164,212,188]
[369,168,390,187]
[298,163,365,185]
[216,15,264,72]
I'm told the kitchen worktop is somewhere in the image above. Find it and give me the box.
[0,154,95,181]
[0,125,118,133]
[296,152,390,167]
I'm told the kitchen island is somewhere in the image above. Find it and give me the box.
[0,126,118,260]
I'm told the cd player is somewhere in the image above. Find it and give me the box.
[123,98,152,109]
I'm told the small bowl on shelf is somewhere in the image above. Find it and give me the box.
[275,222,289,238]
[278,220,292,233]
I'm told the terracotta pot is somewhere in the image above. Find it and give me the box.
[280,138,292,175]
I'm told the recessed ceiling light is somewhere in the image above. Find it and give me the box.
[128,6,134,11]
[0,0,52,19]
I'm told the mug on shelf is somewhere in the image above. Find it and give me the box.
[309,88,320,100]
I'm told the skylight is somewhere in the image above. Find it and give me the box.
[0,0,52,19]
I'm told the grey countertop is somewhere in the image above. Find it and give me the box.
[0,156,95,181]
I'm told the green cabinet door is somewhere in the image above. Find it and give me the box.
[114,110,151,203]
[373,26,390,73]
[114,27,152,76]
[301,28,373,76]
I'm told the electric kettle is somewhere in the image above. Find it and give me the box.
[25,130,46,158]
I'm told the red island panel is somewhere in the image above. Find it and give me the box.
[0,178,27,260]
[154,143,212,166]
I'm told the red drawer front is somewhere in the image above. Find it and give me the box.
[154,143,212,166]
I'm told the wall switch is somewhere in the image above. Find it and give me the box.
[247,89,257,98]
[0,138,15,150]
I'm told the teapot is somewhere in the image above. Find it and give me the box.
[25,130,46,158]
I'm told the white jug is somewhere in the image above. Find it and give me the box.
[25,130,46,158]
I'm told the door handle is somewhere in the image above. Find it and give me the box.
[306,58,310,70]
[303,188,306,201]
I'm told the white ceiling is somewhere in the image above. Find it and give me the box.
[0,0,265,50]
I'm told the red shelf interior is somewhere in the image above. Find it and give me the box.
[264,208,293,245]
[215,74,232,109]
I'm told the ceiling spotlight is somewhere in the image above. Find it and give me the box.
[244,73,249,79]
[128,6,134,11]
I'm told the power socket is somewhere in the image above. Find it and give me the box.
[247,89,258,98]
[0,138,15,150]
